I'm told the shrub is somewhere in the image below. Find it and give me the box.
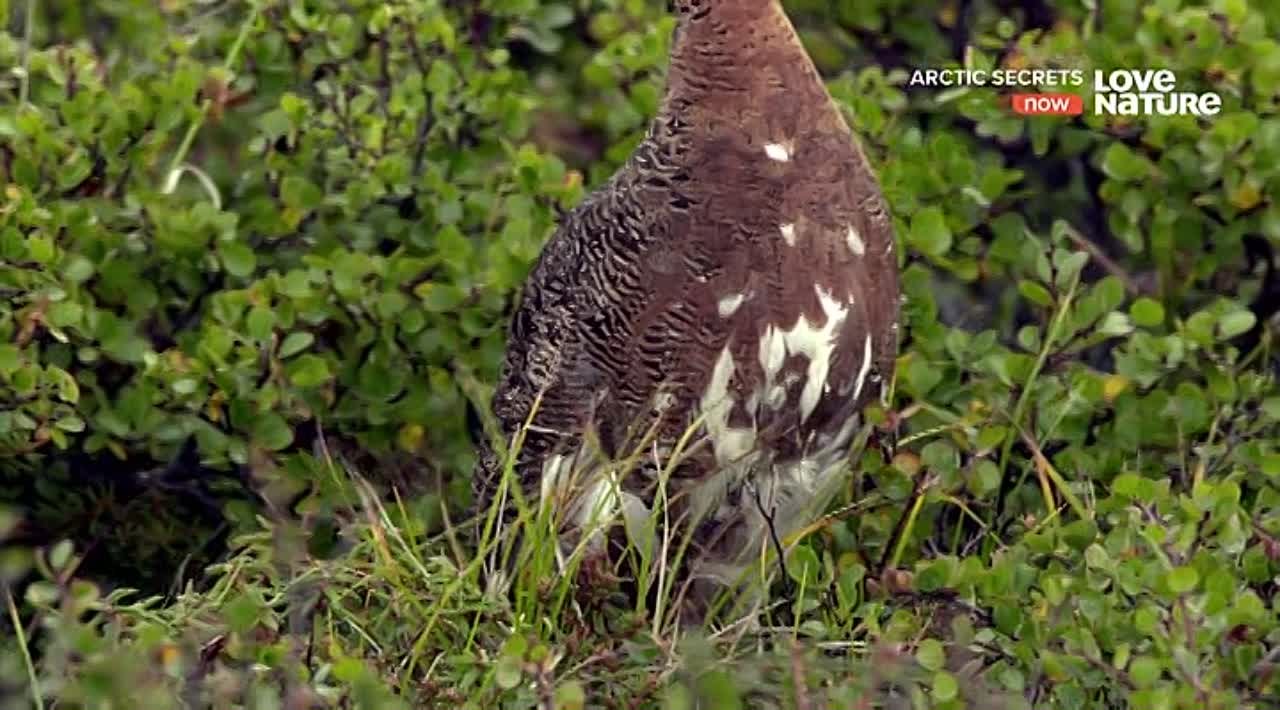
[1,0,591,582]
[1,0,1279,708]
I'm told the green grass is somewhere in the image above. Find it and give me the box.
[7,386,1280,709]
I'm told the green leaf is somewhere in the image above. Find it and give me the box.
[415,282,466,312]
[251,412,293,451]
[908,206,952,257]
[1217,310,1256,339]
[48,540,74,571]
[1130,297,1165,328]
[1052,247,1089,289]
[1097,311,1133,337]
[28,235,55,264]
[1166,566,1199,594]
[55,415,86,433]
[287,354,331,388]
[1101,143,1149,182]
[695,670,743,710]
[426,61,459,96]
[932,671,959,702]
[256,108,292,137]
[331,657,365,684]
[1018,280,1053,307]
[1061,519,1099,551]
[554,681,586,710]
[916,558,952,592]
[921,440,958,473]
[0,345,19,374]
[246,306,276,341]
[281,176,323,210]
[1263,397,1280,422]
[494,655,522,690]
[1129,656,1162,688]
[62,255,96,283]
[222,592,262,634]
[786,544,820,585]
[903,355,943,395]
[50,368,80,403]
[1112,643,1131,671]
[916,639,946,671]
[278,332,315,358]
[219,241,257,278]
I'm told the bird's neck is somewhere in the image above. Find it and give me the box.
[660,0,843,139]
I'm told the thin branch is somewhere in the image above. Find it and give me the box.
[163,4,259,194]
[749,481,792,599]
[1061,222,1145,296]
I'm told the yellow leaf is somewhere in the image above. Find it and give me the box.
[937,2,958,28]
[281,206,306,230]
[207,391,225,423]
[398,423,425,452]
[160,644,182,672]
[1230,181,1262,210]
[1103,375,1130,403]
[893,451,922,477]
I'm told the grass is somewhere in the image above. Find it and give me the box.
[10,280,1276,708]
[3,405,997,709]
[7,383,1280,709]
[5,587,42,710]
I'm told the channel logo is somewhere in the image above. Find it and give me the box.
[1008,71,1220,117]
[911,65,1222,118]
[1010,93,1083,116]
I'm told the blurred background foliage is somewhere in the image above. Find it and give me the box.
[1,0,1280,707]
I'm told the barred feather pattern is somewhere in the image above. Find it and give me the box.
[474,0,901,622]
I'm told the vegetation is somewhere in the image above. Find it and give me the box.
[2,0,1280,707]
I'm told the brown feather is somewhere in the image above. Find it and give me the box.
[476,0,900,624]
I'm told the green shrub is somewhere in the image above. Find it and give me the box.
[2,0,1279,708]
[1,0,598,580]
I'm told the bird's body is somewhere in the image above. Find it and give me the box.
[475,0,900,622]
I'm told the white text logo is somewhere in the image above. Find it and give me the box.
[1093,70,1221,116]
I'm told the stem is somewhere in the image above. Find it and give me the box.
[884,472,928,571]
[1021,426,1090,521]
[888,487,925,570]
[1061,222,1142,296]
[6,588,44,710]
[995,277,1079,516]
[162,4,259,192]
[19,0,36,105]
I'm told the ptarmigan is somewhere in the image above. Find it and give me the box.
[475,0,900,624]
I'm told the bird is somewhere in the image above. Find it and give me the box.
[474,0,901,625]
